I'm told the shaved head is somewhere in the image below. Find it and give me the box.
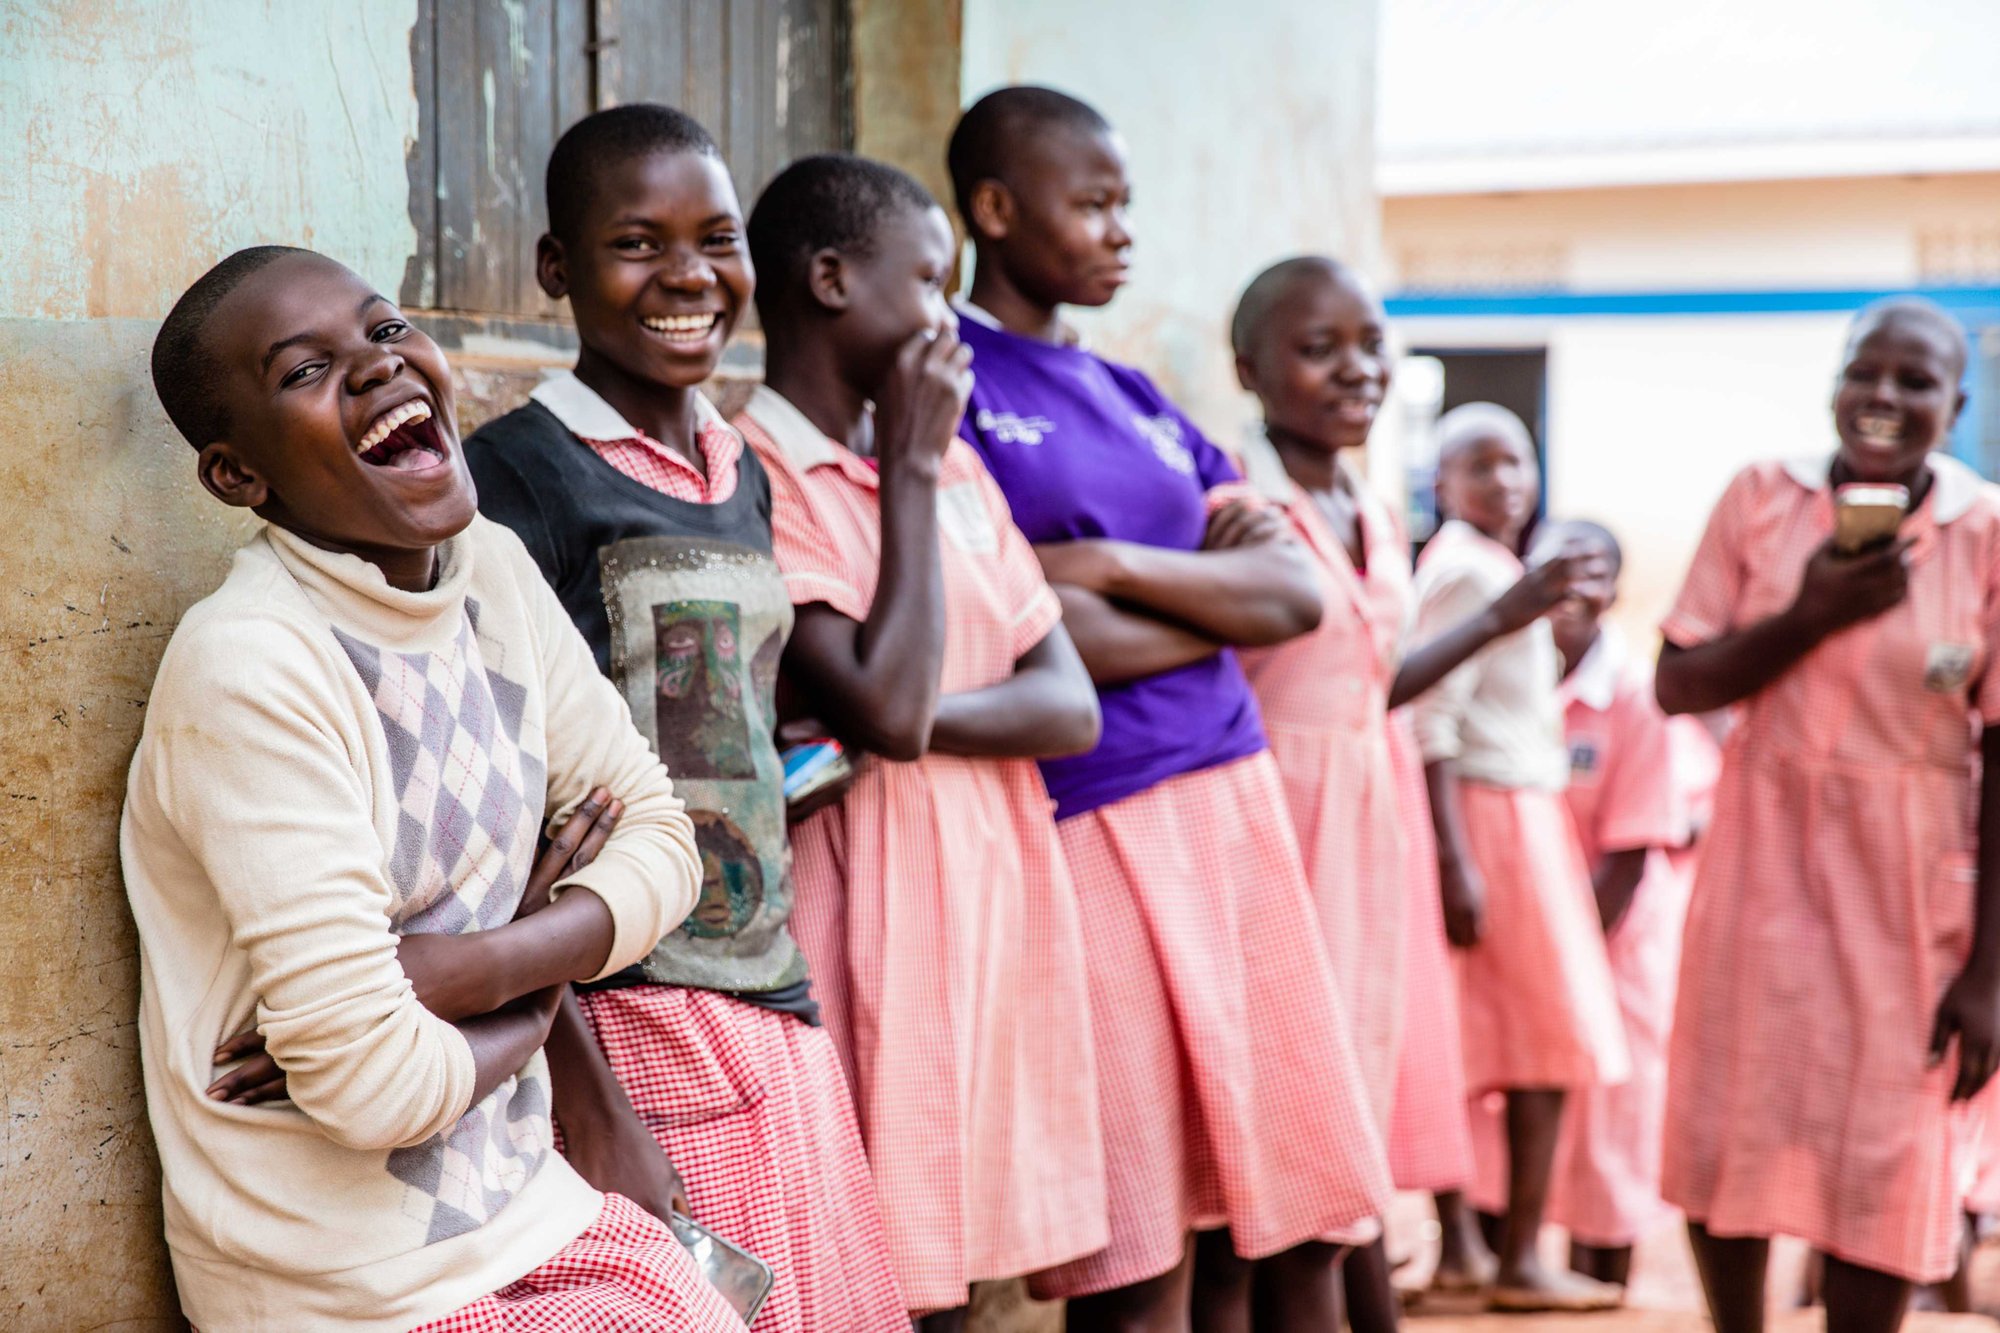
[1844,296,1968,381]
[946,85,1113,225]
[1436,401,1534,470]
[1230,255,1374,359]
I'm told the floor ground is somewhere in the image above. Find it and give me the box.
[962,1194,2000,1331]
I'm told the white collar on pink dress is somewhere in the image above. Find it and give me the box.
[530,368,731,442]
[743,384,843,471]
[1781,450,1984,525]
[1560,623,1625,712]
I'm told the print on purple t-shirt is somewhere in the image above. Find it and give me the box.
[956,313,1269,818]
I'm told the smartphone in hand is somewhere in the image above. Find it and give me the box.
[1833,483,1909,554]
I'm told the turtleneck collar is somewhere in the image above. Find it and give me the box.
[262,520,476,655]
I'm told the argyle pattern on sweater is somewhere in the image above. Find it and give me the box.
[332,601,554,1244]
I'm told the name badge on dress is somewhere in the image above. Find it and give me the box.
[1924,643,1976,693]
[1568,735,1603,784]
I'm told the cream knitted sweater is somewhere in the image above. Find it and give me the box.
[121,516,700,1331]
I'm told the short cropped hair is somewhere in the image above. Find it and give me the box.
[1436,401,1535,469]
[1230,255,1360,359]
[1539,517,1623,574]
[946,85,1111,222]
[1845,295,1969,380]
[746,154,936,318]
[151,245,312,447]
[546,103,720,245]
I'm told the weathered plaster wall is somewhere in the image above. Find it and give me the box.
[0,5,420,1327]
[960,0,1380,446]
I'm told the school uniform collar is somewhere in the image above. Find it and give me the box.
[743,384,843,471]
[1781,450,1983,525]
[1561,623,1625,712]
[1237,423,1297,504]
[953,299,1001,330]
[530,368,730,445]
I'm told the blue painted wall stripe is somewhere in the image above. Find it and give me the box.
[1384,285,2000,319]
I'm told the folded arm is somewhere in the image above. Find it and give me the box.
[928,623,1102,758]
[1036,537,1322,647]
[1050,584,1223,686]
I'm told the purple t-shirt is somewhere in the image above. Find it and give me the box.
[957,315,1269,818]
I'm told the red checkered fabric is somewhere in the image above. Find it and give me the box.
[1028,752,1393,1301]
[1659,457,2000,1283]
[1384,712,1475,1192]
[405,1191,746,1332]
[573,985,909,1332]
[1240,470,1413,1130]
[581,417,742,504]
[741,399,1108,1312]
[1453,780,1629,1092]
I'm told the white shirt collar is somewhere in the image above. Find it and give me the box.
[1237,423,1296,503]
[952,298,1002,330]
[1781,449,1984,525]
[530,368,727,442]
[1561,622,1625,711]
[743,384,841,471]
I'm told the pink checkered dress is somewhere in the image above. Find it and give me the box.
[572,988,909,1331]
[1661,454,2000,1282]
[1028,751,1394,1300]
[404,1193,746,1331]
[1385,711,1476,1191]
[1237,455,1412,1131]
[740,396,1108,1313]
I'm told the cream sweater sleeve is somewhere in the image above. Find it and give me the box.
[143,610,476,1151]
[500,525,700,979]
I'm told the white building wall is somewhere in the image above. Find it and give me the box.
[960,0,1380,443]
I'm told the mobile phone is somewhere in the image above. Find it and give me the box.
[1833,483,1909,554]
[666,1213,775,1324]
[781,739,853,804]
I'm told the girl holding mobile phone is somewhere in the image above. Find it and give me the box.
[1655,297,2000,1333]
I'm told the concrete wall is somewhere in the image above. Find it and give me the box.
[960,0,1380,451]
[2,3,1378,1327]
[0,5,421,1327]
[1382,172,2000,647]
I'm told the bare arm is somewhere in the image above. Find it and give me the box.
[1391,544,1608,710]
[1052,584,1224,686]
[1933,726,2000,1100]
[1656,538,1910,716]
[1424,759,1486,948]
[545,989,690,1220]
[928,625,1103,758]
[775,331,972,762]
[1036,536,1322,648]
[459,986,563,1106]
[1592,848,1650,935]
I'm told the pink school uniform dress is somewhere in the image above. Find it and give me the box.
[1413,520,1629,1097]
[1468,628,1697,1245]
[1236,432,1410,1128]
[1386,708,1478,1191]
[738,386,1108,1314]
[468,375,909,1333]
[957,310,1391,1298]
[1660,452,2000,1283]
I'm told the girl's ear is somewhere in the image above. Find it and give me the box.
[806,247,850,312]
[535,233,570,299]
[197,443,269,510]
[1234,351,1259,394]
[968,179,1013,243]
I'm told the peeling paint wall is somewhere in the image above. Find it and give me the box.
[960,0,1379,447]
[0,5,421,1327]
